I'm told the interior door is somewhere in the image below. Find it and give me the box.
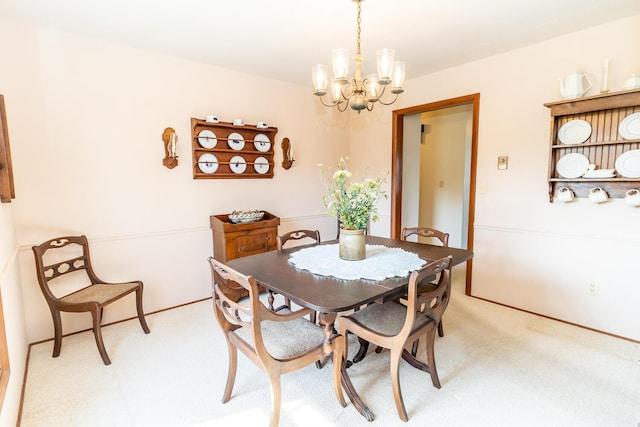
[391,94,479,294]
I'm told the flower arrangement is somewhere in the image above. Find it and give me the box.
[320,158,387,230]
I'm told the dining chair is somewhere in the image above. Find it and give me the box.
[353,226,451,363]
[337,255,452,422]
[275,229,321,322]
[32,235,150,365]
[208,257,345,427]
[402,226,449,339]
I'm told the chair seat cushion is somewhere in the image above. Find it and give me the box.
[61,283,139,305]
[346,301,433,336]
[235,315,326,359]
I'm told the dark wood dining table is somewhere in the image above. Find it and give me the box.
[227,235,473,421]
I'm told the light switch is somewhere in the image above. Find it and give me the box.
[479,182,488,194]
[498,156,508,170]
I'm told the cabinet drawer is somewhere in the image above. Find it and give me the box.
[227,231,275,259]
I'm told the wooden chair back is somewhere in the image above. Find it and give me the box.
[33,235,101,300]
[277,229,321,250]
[401,226,449,247]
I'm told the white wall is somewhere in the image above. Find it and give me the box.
[0,17,350,347]
[350,14,640,340]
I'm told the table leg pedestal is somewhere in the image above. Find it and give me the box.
[318,313,374,421]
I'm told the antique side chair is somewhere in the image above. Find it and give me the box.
[32,235,150,365]
[337,256,453,422]
[208,257,346,427]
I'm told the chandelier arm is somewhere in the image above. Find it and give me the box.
[337,101,349,112]
[317,96,340,108]
[376,92,400,106]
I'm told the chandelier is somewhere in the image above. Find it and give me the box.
[311,0,406,113]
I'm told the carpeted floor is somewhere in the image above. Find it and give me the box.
[20,270,640,426]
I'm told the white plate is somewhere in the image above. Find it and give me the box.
[227,132,245,150]
[558,119,591,144]
[556,153,590,178]
[197,153,218,174]
[618,112,640,140]
[197,130,217,149]
[253,156,270,174]
[615,149,640,178]
[254,134,271,152]
[229,155,247,174]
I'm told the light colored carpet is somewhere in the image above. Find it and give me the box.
[20,270,640,426]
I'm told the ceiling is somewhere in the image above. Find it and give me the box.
[1,0,639,86]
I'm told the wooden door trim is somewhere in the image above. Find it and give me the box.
[391,93,480,295]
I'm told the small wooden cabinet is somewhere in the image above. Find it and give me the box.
[544,89,640,202]
[210,212,280,301]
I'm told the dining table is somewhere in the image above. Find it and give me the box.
[227,235,473,421]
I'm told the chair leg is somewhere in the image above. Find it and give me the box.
[135,287,151,334]
[390,348,409,422]
[352,337,369,363]
[267,373,282,427]
[90,306,111,365]
[221,341,237,404]
[411,339,419,357]
[425,329,441,389]
[50,307,63,358]
[332,335,346,407]
[267,290,275,311]
[437,321,444,337]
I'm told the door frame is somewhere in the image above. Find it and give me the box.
[390,93,480,294]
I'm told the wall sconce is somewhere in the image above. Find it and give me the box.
[162,127,178,169]
[281,137,294,170]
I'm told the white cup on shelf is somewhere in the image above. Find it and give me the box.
[233,118,244,126]
[589,187,608,203]
[625,189,640,206]
[205,115,219,123]
[556,187,574,202]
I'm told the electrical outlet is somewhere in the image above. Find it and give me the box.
[588,283,599,296]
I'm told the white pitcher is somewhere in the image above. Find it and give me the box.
[560,71,593,99]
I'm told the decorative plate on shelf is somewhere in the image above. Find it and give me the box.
[253,157,270,174]
[558,119,591,144]
[615,149,640,178]
[227,132,245,150]
[618,112,640,140]
[229,155,247,174]
[254,134,271,152]
[197,153,218,174]
[197,130,217,149]
[556,153,590,178]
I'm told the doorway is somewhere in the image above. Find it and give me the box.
[390,94,479,294]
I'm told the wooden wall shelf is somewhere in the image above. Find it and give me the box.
[191,118,278,179]
[544,89,640,202]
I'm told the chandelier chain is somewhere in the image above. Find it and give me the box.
[356,0,362,55]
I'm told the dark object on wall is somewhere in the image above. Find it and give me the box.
[0,95,15,203]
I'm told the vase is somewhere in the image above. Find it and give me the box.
[339,228,366,261]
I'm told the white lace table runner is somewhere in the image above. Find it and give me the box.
[288,244,426,281]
